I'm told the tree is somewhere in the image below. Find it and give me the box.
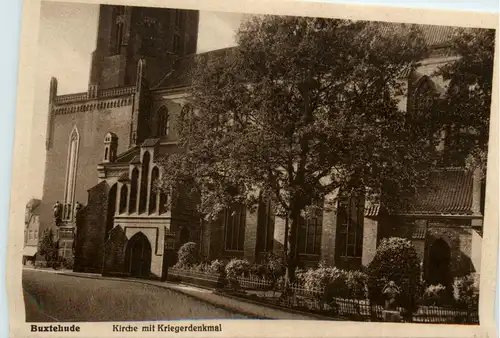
[38,228,59,268]
[158,16,436,282]
[433,28,495,177]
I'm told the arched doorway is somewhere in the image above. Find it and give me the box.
[427,238,452,287]
[127,233,152,278]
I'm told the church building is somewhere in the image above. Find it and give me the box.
[37,5,485,285]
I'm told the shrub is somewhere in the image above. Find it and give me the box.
[39,228,58,268]
[295,268,307,285]
[225,258,251,279]
[366,237,421,311]
[345,270,368,300]
[193,262,211,273]
[250,264,269,278]
[421,284,448,306]
[176,242,199,268]
[60,256,74,270]
[303,266,348,300]
[209,259,226,276]
[263,252,286,281]
[453,274,479,310]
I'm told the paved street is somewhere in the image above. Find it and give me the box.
[23,269,249,322]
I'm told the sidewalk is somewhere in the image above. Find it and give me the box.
[24,267,334,320]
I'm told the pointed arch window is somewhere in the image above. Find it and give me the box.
[223,204,246,252]
[412,77,437,116]
[297,212,322,255]
[139,152,150,213]
[119,185,128,214]
[336,189,365,259]
[114,6,125,54]
[156,107,169,137]
[63,126,80,220]
[149,167,160,214]
[256,197,275,253]
[441,79,470,166]
[129,168,139,213]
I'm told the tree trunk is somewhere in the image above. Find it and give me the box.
[285,212,299,284]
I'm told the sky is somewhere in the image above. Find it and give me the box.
[28,2,243,199]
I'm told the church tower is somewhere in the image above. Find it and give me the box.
[88,5,199,92]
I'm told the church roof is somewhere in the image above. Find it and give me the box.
[115,146,139,163]
[377,23,462,47]
[153,47,236,89]
[410,226,427,240]
[402,168,475,216]
[154,23,471,90]
[141,138,161,147]
[117,172,129,182]
[130,155,141,164]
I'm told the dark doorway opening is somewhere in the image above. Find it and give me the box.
[127,232,152,278]
[427,238,452,287]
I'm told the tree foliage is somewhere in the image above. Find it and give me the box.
[434,28,495,177]
[38,228,58,268]
[175,242,199,268]
[158,16,439,281]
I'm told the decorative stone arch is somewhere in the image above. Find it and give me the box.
[129,167,140,213]
[139,151,151,213]
[149,166,160,214]
[119,183,128,214]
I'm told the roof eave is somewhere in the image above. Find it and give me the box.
[393,212,482,219]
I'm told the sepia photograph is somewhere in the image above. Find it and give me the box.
[9,0,498,336]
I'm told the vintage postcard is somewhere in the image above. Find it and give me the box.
[7,0,499,337]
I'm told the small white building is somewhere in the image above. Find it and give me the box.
[23,198,41,265]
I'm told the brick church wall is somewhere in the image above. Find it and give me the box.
[39,100,135,238]
[471,229,482,274]
[206,218,225,260]
[427,223,475,278]
[124,226,164,278]
[102,225,128,277]
[243,210,258,262]
[320,209,337,266]
[100,55,127,89]
[74,181,110,273]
